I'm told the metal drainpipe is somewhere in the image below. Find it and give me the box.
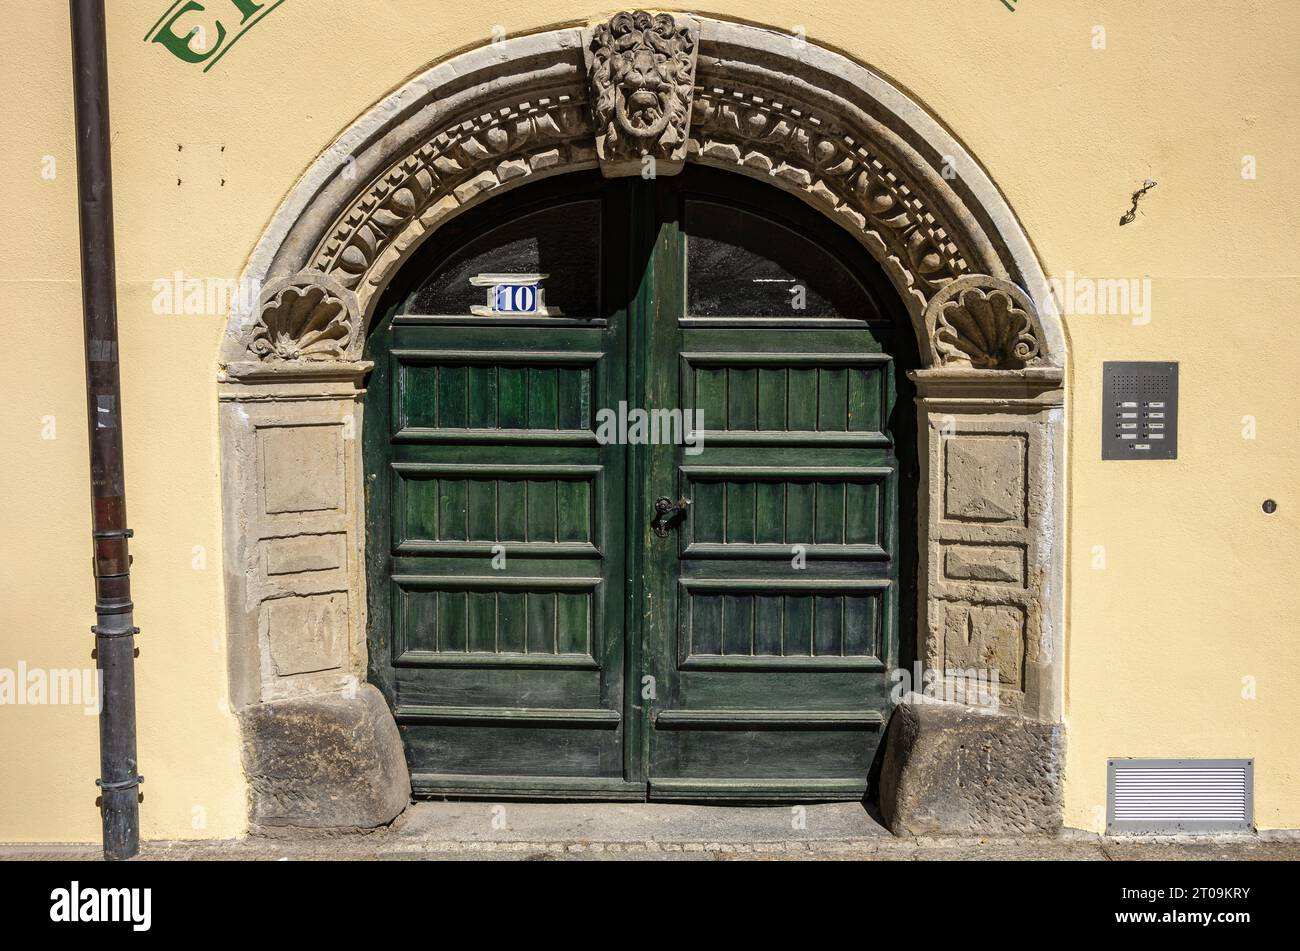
[69,0,142,861]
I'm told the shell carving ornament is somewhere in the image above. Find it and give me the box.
[586,11,699,176]
[248,272,359,363]
[925,275,1043,369]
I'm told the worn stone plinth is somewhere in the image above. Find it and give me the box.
[240,684,410,831]
[878,695,1062,835]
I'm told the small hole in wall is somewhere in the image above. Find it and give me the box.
[1262,499,1277,514]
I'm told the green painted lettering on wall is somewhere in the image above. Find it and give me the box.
[145,0,282,73]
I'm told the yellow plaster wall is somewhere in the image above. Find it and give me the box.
[0,0,1295,840]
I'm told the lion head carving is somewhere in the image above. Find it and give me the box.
[587,11,699,175]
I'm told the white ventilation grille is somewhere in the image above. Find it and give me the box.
[1108,759,1253,834]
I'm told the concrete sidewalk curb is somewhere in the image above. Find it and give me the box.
[4,836,1297,862]
[4,802,1297,861]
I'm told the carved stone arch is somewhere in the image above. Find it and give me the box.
[220,19,1065,370]
[220,15,1067,835]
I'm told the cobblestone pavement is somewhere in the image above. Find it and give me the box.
[4,802,1297,861]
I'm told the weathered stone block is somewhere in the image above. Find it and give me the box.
[943,544,1024,584]
[264,591,346,677]
[259,424,344,514]
[264,532,345,575]
[240,684,410,830]
[942,601,1025,687]
[943,434,1025,523]
[877,695,1062,835]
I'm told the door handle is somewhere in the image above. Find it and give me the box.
[651,495,692,537]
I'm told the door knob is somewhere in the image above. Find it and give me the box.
[651,495,691,537]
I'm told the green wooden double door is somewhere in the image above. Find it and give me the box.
[364,168,916,800]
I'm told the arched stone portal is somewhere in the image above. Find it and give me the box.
[219,13,1066,833]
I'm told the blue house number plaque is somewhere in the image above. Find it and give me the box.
[494,282,538,313]
[469,273,560,317]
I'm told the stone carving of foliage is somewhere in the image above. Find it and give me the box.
[925,275,1042,369]
[586,11,699,175]
[311,97,592,298]
[687,89,968,307]
[249,272,358,362]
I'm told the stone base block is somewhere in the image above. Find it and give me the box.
[240,684,410,831]
[877,694,1062,835]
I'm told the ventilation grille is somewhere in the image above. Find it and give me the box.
[1108,759,1253,834]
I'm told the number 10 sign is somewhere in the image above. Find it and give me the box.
[470,274,562,317]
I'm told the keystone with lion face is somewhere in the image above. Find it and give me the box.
[586,11,700,176]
